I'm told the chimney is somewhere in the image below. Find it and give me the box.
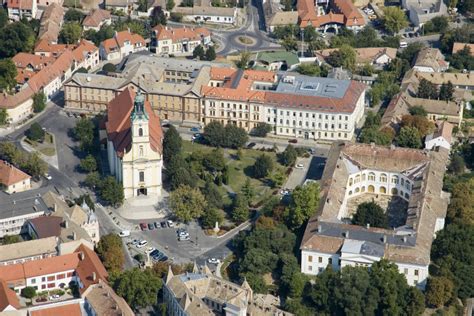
[403,236,407,243]
[92,272,96,281]
[79,251,85,260]
[72,231,76,240]
[64,220,69,228]
[317,224,322,233]
[366,223,370,229]
[382,235,387,243]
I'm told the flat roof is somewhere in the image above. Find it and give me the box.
[275,74,351,99]
[0,190,49,221]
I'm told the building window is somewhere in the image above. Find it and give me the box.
[31,278,36,284]
[139,171,144,182]
[139,145,144,156]
[308,265,312,271]
[380,173,387,182]
[308,255,313,262]
[414,269,419,276]
[391,176,399,184]
[404,268,408,275]
[328,258,332,264]
[368,172,375,181]
[318,257,322,263]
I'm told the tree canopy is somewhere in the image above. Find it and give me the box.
[26,122,45,142]
[278,145,298,166]
[73,117,95,151]
[163,125,182,164]
[287,182,320,229]
[203,121,248,148]
[382,7,408,34]
[0,59,17,92]
[96,233,125,273]
[99,176,124,206]
[252,154,273,178]
[59,22,82,44]
[352,201,388,228]
[0,21,35,58]
[170,185,207,222]
[33,92,46,113]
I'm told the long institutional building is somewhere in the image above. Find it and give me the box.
[65,55,366,141]
[300,142,450,289]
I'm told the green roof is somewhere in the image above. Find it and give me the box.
[255,51,300,67]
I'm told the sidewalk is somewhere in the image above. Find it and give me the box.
[20,136,60,169]
[115,190,171,220]
[0,102,54,137]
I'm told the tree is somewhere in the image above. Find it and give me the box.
[252,123,272,137]
[96,233,125,272]
[0,109,7,126]
[64,9,84,22]
[167,155,198,190]
[417,78,438,99]
[423,16,449,34]
[359,127,393,145]
[241,178,254,203]
[100,176,124,206]
[425,276,454,307]
[203,121,225,147]
[202,180,224,209]
[223,123,248,148]
[0,22,35,58]
[281,36,297,51]
[0,59,17,92]
[352,201,388,228]
[252,154,273,178]
[0,7,7,29]
[150,6,167,27]
[447,153,465,175]
[236,51,251,69]
[163,125,182,164]
[33,92,46,113]
[205,46,216,61]
[59,22,82,44]
[278,145,297,166]
[203,148,225,172]
[396,126,422,148]
[201,207,224,229]
[170,185,206,222]
[409,105,427,117]
[439,81,454,101]
[111,268,162,311]
[80,154,97,173]
[26,122,45,142]
[22,153,47,179]
[102,63,116,73]
[75,67,88,74]
[180,0,193,6]
[326,45,356,71]
[382,7,408,34]
[232,194,249,223]
[21,287,36,299]
[2,234,21,244]
[74,117,95,151]
[166,0,175,10]
[401,114,434,137]
[192,45,205,59]
[296,63,321,76]
[398,42,425,64]
[169,12,183,22]
[84,172,101,189]
[287,182,320,229]
[85,25,115,46]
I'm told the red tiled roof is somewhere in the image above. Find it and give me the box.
[34,40,69,56]
[30,303,83,316]
[82,9,111,27]
[6,0,33,10]
[101,31,145,54]
[27,50,75,93]
[0,160,31,186]
[0,87,34,110]
[72,39,98,64]
[23,253,79,278]
[452,42,474,56]
[74,244,109,293]
[297,0,364,28]
[12,53,55,71]
[153,25,211,42]
[105,88,163,157]
[0,279,20,311]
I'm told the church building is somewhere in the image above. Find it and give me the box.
[104,87,163,199]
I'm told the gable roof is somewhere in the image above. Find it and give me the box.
[153,25,211,43]
[6,0,33,10]
[83,280,134,315]
[414,48,448,72]
[82,9,111,28]
[0,160,31,186]
[30,303,83,316]
[0,279,20,311]
[27,50,75,93]
[74,244,109,292]
[105,88,163,157]
[101,31,145,54]
[0,236,58,263]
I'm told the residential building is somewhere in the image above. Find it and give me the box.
[164,265,292,316]
[0,279,20,312]
[402,0,447,27]
[202,69,366,141]
[0,160,31,194]
[174,6,237,24]
[83,279,134,316]
[297,0,365,32]
[36,0,64,7]
[315,47,397,69]
[82,9,112,32]
[252,51,300,71]
[413,48,449,73]
[0,236,58,266]
[99,30,146,61]
[300,142,450,289]
[151,25,212,56]
[6,0,37,21]
[38,3,64,44]
[262,0,298,32]
[0,192,49,238]
[12,52,55,86]
[103,88,163,199]
[0,87,35,124]
[381,92,463,128]
[0,244,108,293]
[72,40,100,71]
[452,42,474,56]
[104,0,132,13]
[425,121,453,150]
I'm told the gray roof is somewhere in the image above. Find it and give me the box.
[0,236,58,262]
[0,189,50,220]
[341,239,386,257]
[275,73,351,99]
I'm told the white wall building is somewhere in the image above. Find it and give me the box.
[425,121,453,150]
[99,31,146,61]
[174,6,237,24]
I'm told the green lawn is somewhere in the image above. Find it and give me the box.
[181,141,286,206]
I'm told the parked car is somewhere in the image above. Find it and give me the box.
[280,189,290,196]
[190,127,200,132]
[146,247,156,253]
[178,235,190,241]
[207,258,220,264]
[119,230,130,237]
[44,173,52,180]
[295,164,304,169]
[178,231,189,238]
[136,240,148,248]
[154,222,160,229]
[399,41,408,48]
[167,220,175,228]
[247,142,256,149]
[148,223,155,230]
[131,239,139,246]
[288,139,298,143]
[49,294,60,300]
[160,221,167,228]
[140,223,148,231]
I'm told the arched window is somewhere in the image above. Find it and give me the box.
[138,128,143,136]
[391,175,399,184]
[361,186,366,192]
[354,175,361,183]
[401,178,405,186]
[380,173,387,183]
[368,172,375,181]
[361,173,366,181]
[380,186,387,194]
[349,178,353,186]
[368,185,375,193]
[355,187,360,193]
[139,145,144,157]
[391,188,398,195]
[348,190,352,195]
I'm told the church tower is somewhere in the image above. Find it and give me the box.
[131,89,149,159]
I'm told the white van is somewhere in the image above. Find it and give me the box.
[399,41,408,48]
[136,240,148,248]
[119,230,130,237]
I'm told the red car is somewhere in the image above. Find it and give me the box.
[288,139,298,143]
[140,223,148,231]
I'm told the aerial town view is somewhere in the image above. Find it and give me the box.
[0,0,472,313]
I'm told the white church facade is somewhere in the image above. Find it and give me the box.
[104,87,163,199]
